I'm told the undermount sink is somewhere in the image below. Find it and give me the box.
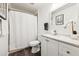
[47,31,58,36]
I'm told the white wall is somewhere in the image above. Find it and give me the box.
[0,9,8,55]
[51,3,68,12]
[38,3,52,35]
[51,3,79,36]
[38,3,52,40]
[38,3,52,41]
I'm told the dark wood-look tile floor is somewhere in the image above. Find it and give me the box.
[9,47,41,56]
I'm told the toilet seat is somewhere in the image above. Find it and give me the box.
[29,40,40,47]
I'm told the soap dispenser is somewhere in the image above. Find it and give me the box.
[44,23,48,30]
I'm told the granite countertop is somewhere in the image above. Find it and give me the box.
[42,33,79,47]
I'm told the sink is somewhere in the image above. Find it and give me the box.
[45,31,79,40]
[47,31,58,36]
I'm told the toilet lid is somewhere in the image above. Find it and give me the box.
[29,40,40,46]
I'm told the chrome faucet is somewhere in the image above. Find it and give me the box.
[53,30,57,35]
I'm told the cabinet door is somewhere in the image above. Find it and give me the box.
[47,38,58,56]
[40,36,59,56]
[40,36,47,56]
[59,42,79,56]
[59,42,63,56]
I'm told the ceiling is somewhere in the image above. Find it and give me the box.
[9,3,52,15]
[9,3,68,15]
[29,3,52,10]
[51,3,68,11]
[10,3,52,10]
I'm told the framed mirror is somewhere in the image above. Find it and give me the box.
[55,14,64,25]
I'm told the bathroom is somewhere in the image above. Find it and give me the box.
[1,2,79,56]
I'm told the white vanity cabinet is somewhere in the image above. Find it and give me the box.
[41,36,59,56]
[59,42,79,56]
[41,35,79,56]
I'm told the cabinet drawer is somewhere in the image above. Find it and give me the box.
[59,42,79,56]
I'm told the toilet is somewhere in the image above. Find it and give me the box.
[29,40,40,53]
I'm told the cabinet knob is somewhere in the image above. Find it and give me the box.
[66,51,70,54]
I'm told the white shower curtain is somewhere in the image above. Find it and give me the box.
[9,11,37,50]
